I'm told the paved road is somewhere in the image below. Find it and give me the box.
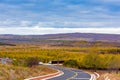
[47,66,91,80]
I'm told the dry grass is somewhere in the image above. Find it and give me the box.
[98,73,120,80]
[95,71,120,80]
[0,64,56,80]
[84,70,120,80]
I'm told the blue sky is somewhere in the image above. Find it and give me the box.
[0,0,120,34]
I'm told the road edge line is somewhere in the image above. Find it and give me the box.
[24,70,64,80]
[89,74,96,80]
[42,71,64,80]
[94,72,100,78]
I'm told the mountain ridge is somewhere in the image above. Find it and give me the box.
[0,33,120,43]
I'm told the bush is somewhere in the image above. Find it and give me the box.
[63,60,79,68]
[12,59,24,66]
[25,57,39,67]
[83,53,101,71]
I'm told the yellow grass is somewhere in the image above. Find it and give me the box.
[0,64,56,80]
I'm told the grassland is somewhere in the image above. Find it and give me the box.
[0,64,56,80]
[0,44,120,68]
[0,43,120,79]
[97,71,120,80]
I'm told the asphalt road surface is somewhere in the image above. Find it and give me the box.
[47,66,91,80]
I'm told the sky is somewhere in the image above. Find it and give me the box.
[0,0,120,34]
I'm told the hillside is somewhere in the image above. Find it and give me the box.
[42,33,120,42]
[0,33,120,44]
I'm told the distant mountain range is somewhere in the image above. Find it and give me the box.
[0,33,120,44]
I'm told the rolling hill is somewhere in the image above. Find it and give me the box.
[0,33,120,43]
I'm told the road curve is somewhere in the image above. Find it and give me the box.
[47,66,91,80]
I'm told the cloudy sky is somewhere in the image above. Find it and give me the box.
[0,0,120,34]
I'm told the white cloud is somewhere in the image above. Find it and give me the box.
[98,0,120,2]
[0,0,120,33]
[0,20,120,28]
[35,21,120,28]
[0,27,119,35]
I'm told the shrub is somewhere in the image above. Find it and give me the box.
[83,53,101,71]
[25,57,39,67]
[63,60,79,68]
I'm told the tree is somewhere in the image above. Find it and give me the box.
[108,56,120,74]
[83,53,101,71]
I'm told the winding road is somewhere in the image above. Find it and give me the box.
[48,66,91,80]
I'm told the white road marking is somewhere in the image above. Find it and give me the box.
[72,78,90,79]
[24,70,64,80]
[67,71,91,80]
[94,72,100,78]
[89,74,96,80]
